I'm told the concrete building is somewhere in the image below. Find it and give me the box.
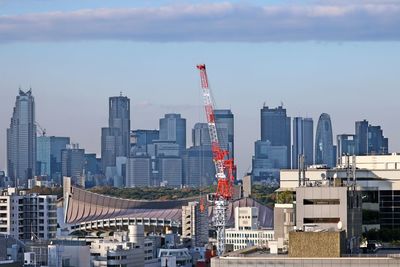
[280,154,400,230]
[225,207,274,251]
[183,146,215,187]
[0,188,57,241]
[158,248,192,267]
[273,203,295,243]
[7,89,36,186]
[182,201,208,247]
[91,226,145,267]
[126,156,151,187]
[47,240,90,267]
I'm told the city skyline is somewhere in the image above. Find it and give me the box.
[1,1,400,178]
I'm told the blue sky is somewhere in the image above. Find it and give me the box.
[1,0,400,177]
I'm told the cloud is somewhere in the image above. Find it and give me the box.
[0,1,400,42]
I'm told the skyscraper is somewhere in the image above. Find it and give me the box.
[355,120,368,155]
[7,89,36,186]
[315,113,334,167]
[355,120,389,156]
[101,95,130,171]
[159,113,186,153]
[292,117,313,168]
[260,105,291,167]
[214,109,234,159]
[61,144,85,185]
[37,136,70,182]
[337,134,357,162]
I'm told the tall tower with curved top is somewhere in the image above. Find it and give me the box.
[315,113,334,167]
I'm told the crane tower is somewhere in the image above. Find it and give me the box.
[196,64,235,256]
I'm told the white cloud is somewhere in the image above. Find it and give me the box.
[0,2,400,42]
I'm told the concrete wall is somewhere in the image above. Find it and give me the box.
[288,231,345,258]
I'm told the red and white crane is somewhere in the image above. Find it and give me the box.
[196,64,235,256]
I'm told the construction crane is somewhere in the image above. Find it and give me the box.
[35,121,46,136]
[196,64,235,256]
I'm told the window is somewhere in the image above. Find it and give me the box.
[304,199,340,205]
[303,218,340,224]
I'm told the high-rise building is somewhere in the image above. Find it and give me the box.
[130,129,159,156]
[292,117,313,168]
[355,120,389,156]
[355,120,369,156]
[182,201,209,247]
[337,134,357,160]
[215,109,234,159]
[101,95,130,171]
[183,147,215,187]
[61,144,85,184]
[159,114,186,154]
[252,140,287,183]
[315,113,334,167]
[7,89,37,186]
[260,105,291,166]
[126,157,151,187]
[158,157,183,187]
[37,136,70,182]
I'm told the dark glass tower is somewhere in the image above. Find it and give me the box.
[7,89,36,186]
[315,113,334,167]
[260,105,291,167]
[292,117,313,168]
[101,95,130,171]
[214,109,234,159]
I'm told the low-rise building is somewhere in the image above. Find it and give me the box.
[225,207,274,251]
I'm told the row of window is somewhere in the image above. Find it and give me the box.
[226,232,273,239]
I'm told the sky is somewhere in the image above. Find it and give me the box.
[1,0,400,177]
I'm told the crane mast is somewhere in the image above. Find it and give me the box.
[196,64,234,256]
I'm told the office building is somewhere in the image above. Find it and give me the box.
[260,105,291,166]
[355,120,389,156]
[182,201,209,247]
[252,140,287,183]
[61,144,85,184]
[130,129,159,156]
[292,117,313,168]
[0,188,57,241]
[101,95,131,171]
[159,113,186,153]
[183,147,215,187]
[158,157,183,187]
[225,207,274,251]
[337,134,357,161]
[315,113,335,167]
[215,109,234,159]
[7,89,36,186]
[36,136,70,182]
[125,156,151,187]
[355,120,369,155]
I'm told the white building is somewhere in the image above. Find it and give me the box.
[158,248,192,267]
[225,207,274,251]
[0,188,57,241]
